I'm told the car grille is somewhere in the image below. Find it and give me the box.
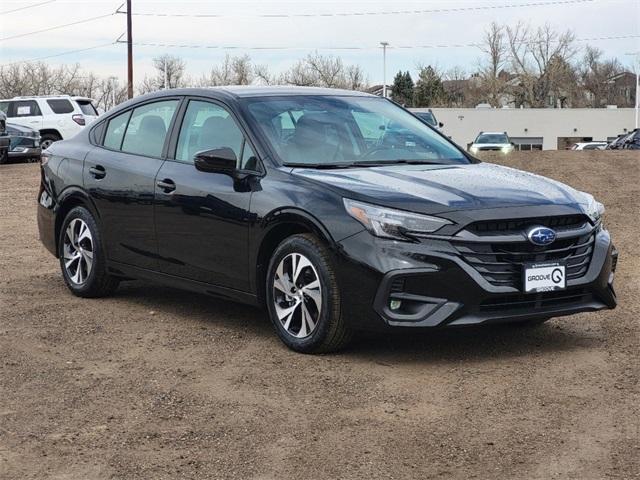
[477,146,501,151]
[466,215,588,235]
[454,220,595,290]
[479,288,592,312]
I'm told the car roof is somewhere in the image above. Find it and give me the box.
[136,86,376,100]
[478,131,508,135]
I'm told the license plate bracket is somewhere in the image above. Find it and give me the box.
[523,262,566,293]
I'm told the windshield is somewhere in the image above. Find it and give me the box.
[414,111,436,126]
[475,133,509,144]
[243,95,468,166]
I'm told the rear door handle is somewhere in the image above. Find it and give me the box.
[89,165,106,179]
[157,178,176,193]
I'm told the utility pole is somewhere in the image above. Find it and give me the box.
[380,41,389,98]
[126,0,133,99]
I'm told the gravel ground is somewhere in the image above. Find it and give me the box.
[1,151,639,479]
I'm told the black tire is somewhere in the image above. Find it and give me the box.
[266,233,351,353]
[58,206,119,298]
[0,148,8,165]
[40,133,61,151]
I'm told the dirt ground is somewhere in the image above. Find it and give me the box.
[1,151,639,479]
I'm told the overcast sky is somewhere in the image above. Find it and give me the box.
[1,0,639,85]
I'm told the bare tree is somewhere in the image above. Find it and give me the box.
[477,22,509,107]
[281,52,368,90]
[580,46,625,107]
[197,54,255,86]
[139,54,187,94]
[506,22,578,107]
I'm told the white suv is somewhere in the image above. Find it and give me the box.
[0,95,98,150]
[469,131,515,154]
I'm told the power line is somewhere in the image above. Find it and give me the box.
[129,0,595,18]
[124,33,640,52]
[0,12,115,42]
[1,0,56,15]
[1,39,119,66]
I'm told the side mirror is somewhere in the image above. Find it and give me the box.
[194,148,237,175]
[438,122,444,128]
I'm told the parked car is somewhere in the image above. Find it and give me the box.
[37,87,618,353]
[606,133,633,150]
[0,111,9,164]
[570,142,607,150]
[4,123,41,163]
[621,129,640,150]
[413,109,444,129]
[469,131,515,154]
[0,95,98,150]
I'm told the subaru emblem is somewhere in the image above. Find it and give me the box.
[527,226,556,246]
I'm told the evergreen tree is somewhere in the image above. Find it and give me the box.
[413,66,445,107]
[391,70,414,106]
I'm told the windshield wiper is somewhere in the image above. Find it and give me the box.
[284,162,354,169]
[284,159,445,169]
[350,159,443,167]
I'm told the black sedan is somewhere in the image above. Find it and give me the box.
[37,87,617,353]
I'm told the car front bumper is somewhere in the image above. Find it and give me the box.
[336,226,617,331]
[9,146,41,159]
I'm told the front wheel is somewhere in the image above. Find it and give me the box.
[58,206,119,297]
[266,234,351,353]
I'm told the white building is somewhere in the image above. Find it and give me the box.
[411,107,636,150]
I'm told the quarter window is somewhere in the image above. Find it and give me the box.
[47,99,75,114]
[175,100,244,164]
[121,100,179,157]
[103,110,131,150]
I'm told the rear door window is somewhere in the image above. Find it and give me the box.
[47,99,75,114]
[121,100,179,158]
[11,100,42,118]
[103,110,131,150]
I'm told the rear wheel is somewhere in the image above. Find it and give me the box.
[58,206,119,297]
[40,133,61,150]
[266,234,351,353]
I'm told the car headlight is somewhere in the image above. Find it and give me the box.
[470,146,479,154]
[343,198,451,240]
[584,195,605,223]
[501,145,513,153]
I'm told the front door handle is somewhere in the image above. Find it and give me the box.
[89,165,106,179]
[157,178,176,193]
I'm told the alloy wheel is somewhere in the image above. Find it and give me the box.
[63,218,94,285]
[272,253,322,338]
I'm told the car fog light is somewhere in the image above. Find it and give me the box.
[389,299,402,311]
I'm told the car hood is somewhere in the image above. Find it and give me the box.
[472,143,509,148]
[292,162,590,215]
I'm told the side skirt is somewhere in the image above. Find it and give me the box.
[107,261,261,307]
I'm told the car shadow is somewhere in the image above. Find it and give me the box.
[113,281,603,362]
[345,322,603,363]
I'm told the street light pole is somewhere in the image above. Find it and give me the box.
[380,41,389,98]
